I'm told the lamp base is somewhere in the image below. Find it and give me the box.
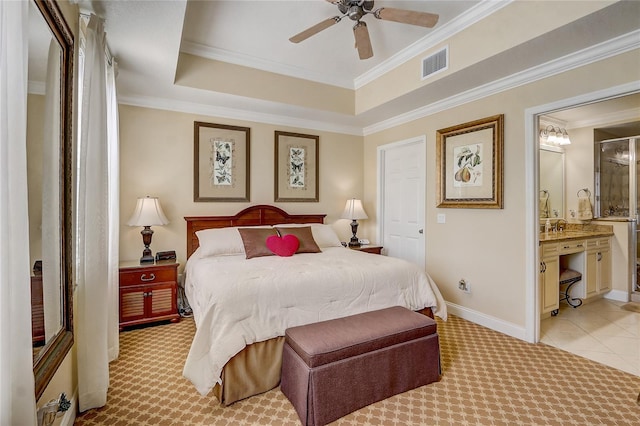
[140,226,155,264]
[348,219,361,247]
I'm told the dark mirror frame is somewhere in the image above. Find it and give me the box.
[32,0,74,400]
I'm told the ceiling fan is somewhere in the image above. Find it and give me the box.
[289,0,439,60]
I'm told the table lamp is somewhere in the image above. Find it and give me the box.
[341,198,368,247]
[127,196,169,264]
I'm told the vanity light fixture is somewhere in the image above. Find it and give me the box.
[127,196,169,264]
[540,125,571,146]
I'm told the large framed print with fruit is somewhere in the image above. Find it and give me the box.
[436,114,503,209]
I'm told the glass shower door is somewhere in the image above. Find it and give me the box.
[595,136,639,295]
[597,138,632,218]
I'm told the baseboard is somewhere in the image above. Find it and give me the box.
[445,302,527,341]
[604,289,630,303]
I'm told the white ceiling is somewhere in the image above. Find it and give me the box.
[180,1,480,88]
[75,0,488,129]
[70,0,639,133]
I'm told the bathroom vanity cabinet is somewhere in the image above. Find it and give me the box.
[585,238,612,298]
[540,243,560,314]
[539,229,613,315]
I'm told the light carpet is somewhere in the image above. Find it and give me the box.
[74,315,640,425]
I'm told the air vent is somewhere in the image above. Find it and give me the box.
[421,46,448,80]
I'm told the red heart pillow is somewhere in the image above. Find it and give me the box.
[266,234,299,257]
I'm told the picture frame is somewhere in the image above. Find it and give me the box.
[436,114,504,209]
[274,131,319,202]
[194,121,250,202]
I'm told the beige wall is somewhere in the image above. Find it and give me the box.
[27,93,44,268]
[363,49,640,328]
[355,1,615,114]
[118,105,364,267]
[175,53,355,115]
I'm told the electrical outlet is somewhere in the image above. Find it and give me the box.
[458,279,471,293]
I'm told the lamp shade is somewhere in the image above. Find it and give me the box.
[126,196,169,226]
[341,198,368,220]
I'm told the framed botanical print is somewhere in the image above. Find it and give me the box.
[274,131,319,202]
[436,114,504,209]
[194,121,250,202]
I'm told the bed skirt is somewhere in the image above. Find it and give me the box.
[212,307,434,406]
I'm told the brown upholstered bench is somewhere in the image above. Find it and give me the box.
[280,306,440,426]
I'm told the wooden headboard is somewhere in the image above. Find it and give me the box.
[184,204,326,258]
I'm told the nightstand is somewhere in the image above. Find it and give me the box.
[349,245,383,255]
[119,261,180,330]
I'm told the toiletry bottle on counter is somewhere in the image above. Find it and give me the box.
[545,218,551,233]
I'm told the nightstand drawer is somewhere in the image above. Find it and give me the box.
[119,266,176,287]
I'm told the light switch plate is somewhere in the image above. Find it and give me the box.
[437,213,446,224]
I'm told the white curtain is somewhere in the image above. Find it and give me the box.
[106,55,120,362]
[76,14,120,412]
[0,1,38,424]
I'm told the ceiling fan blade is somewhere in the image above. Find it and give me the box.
[353,21,373,60]
[289,16,341,43]
[374,7,439,28]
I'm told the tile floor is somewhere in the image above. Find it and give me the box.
[540,297,639,376]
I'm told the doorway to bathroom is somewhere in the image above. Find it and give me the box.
[530,89,640,375]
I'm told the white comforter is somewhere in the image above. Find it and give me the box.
[183,246,447,396]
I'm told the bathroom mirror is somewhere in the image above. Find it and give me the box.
[539,145,565,220]
[28,0,74,400]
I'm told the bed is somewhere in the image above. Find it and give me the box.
[182,205,447,405]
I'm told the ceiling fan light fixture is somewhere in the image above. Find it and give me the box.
[293,0,440,59]
[348,5,365,21]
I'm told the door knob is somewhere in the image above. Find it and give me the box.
[418,229,424,234]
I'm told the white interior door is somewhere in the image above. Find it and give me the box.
[378,136,426,269]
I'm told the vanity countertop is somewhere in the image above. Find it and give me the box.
[539,223,614,243]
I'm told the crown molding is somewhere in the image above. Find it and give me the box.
[363,30,640,135]
[180,41,355,89]
[118,94,363,136]
[121,30,639,139]
[354,0,512,89]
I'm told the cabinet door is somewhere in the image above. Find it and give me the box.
[541,257,559,314]
[585,249,598,298]
[598,246,612,293]
[148,282,177,317]
[120,285,146,323]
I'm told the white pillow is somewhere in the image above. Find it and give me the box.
[195,227,245,257]
[310,224,343,248]
[273,223,342,248]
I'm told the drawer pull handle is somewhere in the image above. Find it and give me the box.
[140,273,156,282]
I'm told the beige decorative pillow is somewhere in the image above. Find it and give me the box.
[275,226,321,254]
[238,228,278,259]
